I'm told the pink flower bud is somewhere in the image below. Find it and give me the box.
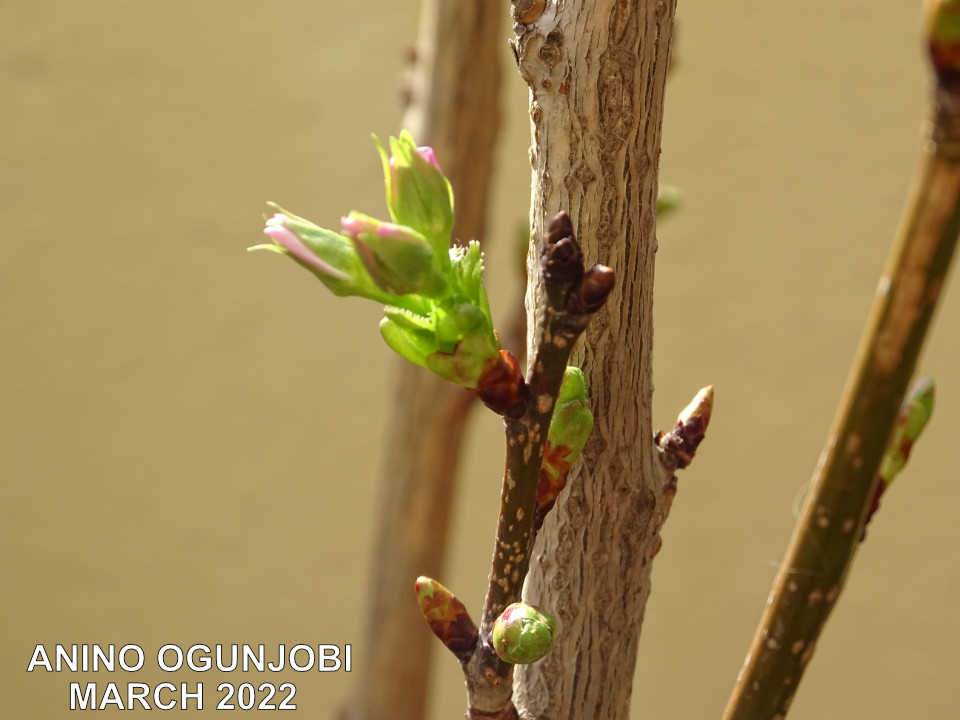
[339,212,440,296]
[264,216,349,281]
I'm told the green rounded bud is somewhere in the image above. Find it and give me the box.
[492,603,558,664]
[656,184,683,219]
[548,367,594,458]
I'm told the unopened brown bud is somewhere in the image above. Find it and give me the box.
[542,212,584,299]
[658,385,713,471]
[545,211,574,245]
[569,264,615,314]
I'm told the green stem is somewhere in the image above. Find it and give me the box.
[722,6,960,719]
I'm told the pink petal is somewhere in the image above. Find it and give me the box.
[416,146,441,171]
[339,215,367,239]
[263,224,349,281]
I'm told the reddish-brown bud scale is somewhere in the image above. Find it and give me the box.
[545,210,574,242]
[570,264,615,314]
[542,212,585,296]
[543,237,584,284]
[535,443,574,528]
[470,350,527,418]
[415,577,479,663]
[658,386,714,472]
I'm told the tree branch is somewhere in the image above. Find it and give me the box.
[508,2,679,719]
[722,5,960,718]
[460,214,614,719]
[342,2,502,719]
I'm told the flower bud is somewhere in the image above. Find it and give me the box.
[492,603,558,664]
[375,131,454,253]
[251,205,392,302]
[340,212,446,296]
[254,133,508,391]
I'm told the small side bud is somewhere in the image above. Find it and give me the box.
[415,576,479,663]
[492,603,558,665]
[863,378,936,538]
[537,367,594,526]
[541,212,585,303]
[879,377,935,485]
[569,264,616,315]
[656,185,683,219]
[657,385,714,472]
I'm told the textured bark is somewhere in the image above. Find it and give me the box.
[511,2,677,719]
[342,2,502,720]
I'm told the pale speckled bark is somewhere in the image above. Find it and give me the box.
[342,3,502,720]
[512,2,677,719]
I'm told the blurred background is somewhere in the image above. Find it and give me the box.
[3,1,957,717]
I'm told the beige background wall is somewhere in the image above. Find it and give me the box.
[3,2,957,718]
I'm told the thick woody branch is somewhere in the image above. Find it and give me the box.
[722,6,960,718]
[511,2,677,719]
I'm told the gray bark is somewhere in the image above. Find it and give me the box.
[512,3,678,719]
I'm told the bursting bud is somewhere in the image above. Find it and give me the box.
[375,130,455,253]
[492,603,558,664]
[253,132,502,389]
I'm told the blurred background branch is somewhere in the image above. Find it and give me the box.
[341,2,503,720]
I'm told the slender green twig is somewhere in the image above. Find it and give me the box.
[722,5,960,719]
